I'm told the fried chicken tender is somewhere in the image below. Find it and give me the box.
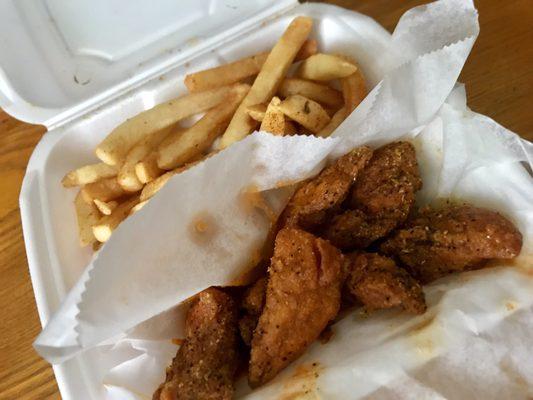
[324,142,421,250]
[280,146,373,230]
[351,141,422,215]
[344,252,426,314]
[323,209,398,249]
[249,228,343,387]
[239,277,267,346]
[381,205,523,283]
[153,288,240,400]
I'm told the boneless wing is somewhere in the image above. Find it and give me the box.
[280,146,373,230]
[323,209,398,250]
[344,252,426,314]
[239,277,267,346]
[249,228,343,387]
[322,142,422,250]
[350,141,422,216]
[381,205,523,283]
[153,288,240,400]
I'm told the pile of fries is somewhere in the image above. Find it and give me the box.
[63,16,368,249]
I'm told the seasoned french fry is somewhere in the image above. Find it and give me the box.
[246,104,268,122]
[278,95,330,134]
[184,39,317,92]
[74,191,101,246]
[117,127,174,192]
[297,54,357,81]
[260,97,294,136]
[81,177,126,202]
[135,152,164,184]
[129,200,148,216]
[157,85,249,170]
[278,78,343,108]
[92,196,140,242]
[219,16,313,149]
[62,163,118,187]
[93,199,118,216]
[95,84,248,165]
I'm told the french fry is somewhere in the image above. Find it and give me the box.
[157,85,249,170]
[140,169,179,202]
[135,152,164,184]
[139,156,208,202]
[318,107,348,137]
[74,191,101,246]
[219,16,313,149]
[246,104,267,122]
[129,200,148,216]
[278,95,330,134]
[340,64,367,113]
[93,199,118,216]
[297,53,357,81]
[92,196,140,242]
[296,39,318,60]
[184,39,317,92]
[117,127,174,192]
[95,84,248,165]
[62,163,118,187]
[318,57,367,137]
[278,78,343,108]
[260,97,295,135]
[81,177,126,202]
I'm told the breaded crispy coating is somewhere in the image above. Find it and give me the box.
[239,277,267,346]
[344,252,426,314]
[323,209,398,250]
[381,205,523,283]
[249,228,343,387]
[351,141,422,216]
[322,142,422,250]
[280,147,373,230]
[153,288,240,400]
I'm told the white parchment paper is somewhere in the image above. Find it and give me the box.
[34,0,533,398]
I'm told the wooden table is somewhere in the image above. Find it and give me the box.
[1,1,531,398]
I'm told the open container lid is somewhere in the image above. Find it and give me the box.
[0,0,297,128]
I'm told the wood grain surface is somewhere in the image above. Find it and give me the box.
[0,1,531,399]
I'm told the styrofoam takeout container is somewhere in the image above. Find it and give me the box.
[1,1,392,398]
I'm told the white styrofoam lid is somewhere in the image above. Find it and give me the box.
[0,0,296,127]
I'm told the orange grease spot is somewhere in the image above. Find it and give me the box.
[188,211,218,245]
[279,362,323,400]
[239,185,278,223]
[505,301,518,311]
